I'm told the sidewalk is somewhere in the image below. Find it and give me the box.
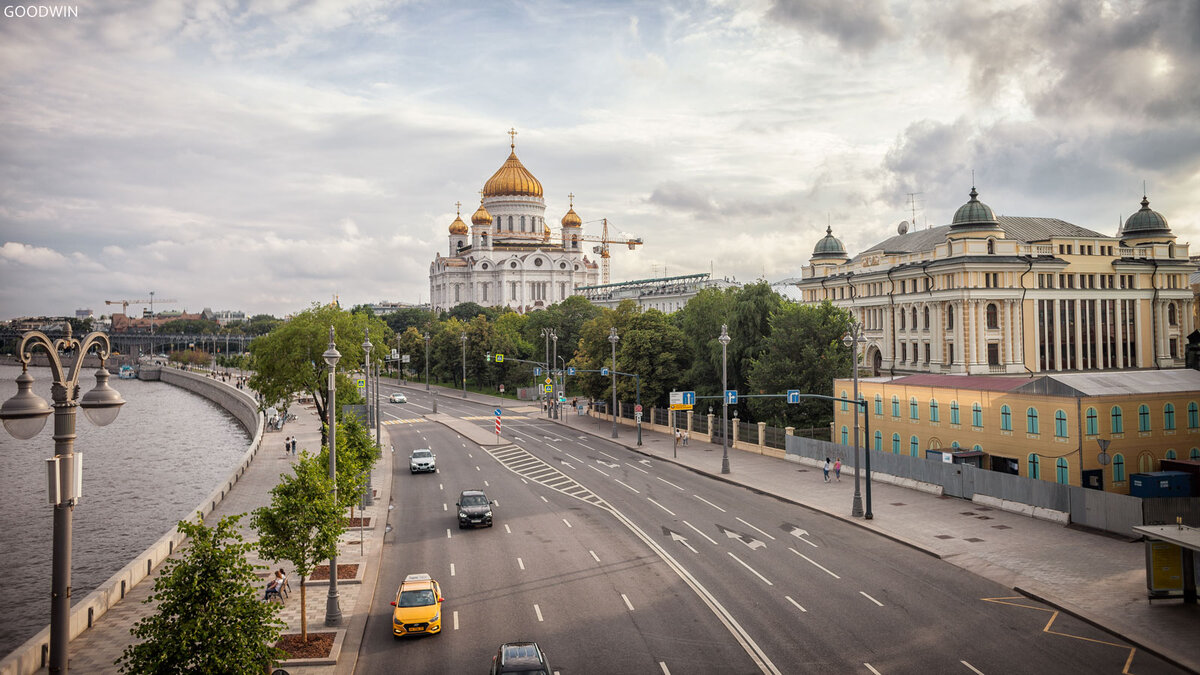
[551,411,1200,673]
[39,397,392,675]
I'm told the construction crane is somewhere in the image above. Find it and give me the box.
[492,217,642,284]
[105,296,177,317]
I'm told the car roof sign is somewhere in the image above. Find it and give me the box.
[404,573,432,583]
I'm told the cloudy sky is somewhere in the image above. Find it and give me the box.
[2,0,1197,320]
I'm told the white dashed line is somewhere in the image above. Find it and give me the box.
[462,443,467,447]
[439,483,443,490]
[518,557,525,570]
[590,550,600,562]
[475,466,480,471]
[600,451,620,461]
[647,498,676,516]
[589,465,610,477]
[860,591,883,607]
[443,503,447,511]
[504,524,512,534]
[453,611,459,630]
[683,520,720,545]
[693,495,726,512]
[656,477,684,490]
[562,518,572,528]
[785,595,807,612]
[534,604,544,622]
[728,552,773,585]
[961,661,985,674]
[624,462,649,473]
[660,663,671,675]
[468,453,473,458]
[865,664,881,675]
[565,452,583,462]
[737,517,776,540]
[540,495,549,503]
[622,593,635,611]
[615,479,640,494]
[450,563,456,577]
[484,480,490,487]
[790,548,840,578]
[446,528,452,539]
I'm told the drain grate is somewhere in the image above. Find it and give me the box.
[960,511,977,516]
[890,502,906,506]
[976,516,992,520]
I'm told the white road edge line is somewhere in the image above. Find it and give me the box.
[615,479,641,494]
[622,593,635,611]
[865,664,882,675]
[534,604,544,622]
[961,660,985,674]
[693,494,727,512]
[657,476,685,490]
[683,520,720,546]
[728,552,773,585]
[647,498,676,516]
[860,591,883,607]
[785,595,807,612]
[590,550,600,563]
[737,517,777,540]
[790,548,840,578]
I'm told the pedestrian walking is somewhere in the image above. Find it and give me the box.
[683,430,689,446]
[290,437,297,455]
[834,457,842,482]
[284,436,291,456]
[823,457,831,482]
[675,428,682,445]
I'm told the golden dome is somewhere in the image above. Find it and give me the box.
[543,221,551,240]
[471,200,492,227]
[482,131,543,198]
[561,192,582,227]
[448,203,468,235]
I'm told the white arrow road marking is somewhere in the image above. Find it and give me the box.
[737,517,776,541]
[664,527,698,553]
[790,548,840,578]
[639,459,652,466]
[597,459,620,468]
[728,552,773,585]
[784,523,819,548]
[720,525,766,550]
[683,520,719,546]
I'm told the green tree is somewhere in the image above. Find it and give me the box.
[382,308,437,336]
[117,514,286,674]
[726,281,785,400]
[316,415,374,518]
[158,318,222,335]
[673,286,736,394]
[572,301,686,408]
[251,454,343,642]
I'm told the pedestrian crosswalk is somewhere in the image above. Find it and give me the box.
[485,444,610,510]
[382,418,427,425]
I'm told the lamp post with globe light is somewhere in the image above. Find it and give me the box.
[608,328,619,438]
[322,327,343,626]
[843,324,867,518]
[0,326,125,675]
[718,324,731,474]
[460,334,468,398]
[362,329,374,507]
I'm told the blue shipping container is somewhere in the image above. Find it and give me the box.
[1129,471,1192,498]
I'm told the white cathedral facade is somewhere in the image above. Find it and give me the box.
[429,133,600,313]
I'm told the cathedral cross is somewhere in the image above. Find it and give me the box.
[508,127,518,149]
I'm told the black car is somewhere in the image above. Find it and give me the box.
[490,642,550,675]
[456,489,495,528]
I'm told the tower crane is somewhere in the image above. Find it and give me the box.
[104,296,177,317]
[491,217,642,284]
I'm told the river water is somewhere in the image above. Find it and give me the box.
[0,364,250,657]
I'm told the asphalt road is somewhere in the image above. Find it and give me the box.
[357,385,1188,675]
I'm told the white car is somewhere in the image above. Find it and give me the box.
[410,448,436,473]
[390,392,407,403]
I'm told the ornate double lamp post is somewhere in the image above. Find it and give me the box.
[322,327,343,626]
[0,326,125,675]
[608,327,619,438]
[718,324,731,475]
[843,323,867,518]
[361,329,374,507]
[460,333,468,398]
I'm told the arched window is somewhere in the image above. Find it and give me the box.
[923,307,930,329]
[1191,448,1200,461]
[1111,406,1123,434]
[873,430,882,451]
[1027,407,1040,434]
[1085,407,1098,436]
[874,394,883,416]
[950,401,960,425]
[1000,405,1012,431]
[1166,449,1177,460]
[520,215,526,230]
[1164,403,1176,431]
[891,395,900,417]
[899,310,905,330]
[1028,454,1040,479]
[910,435,919,456]
[972,403,983,427]
[987,239,995,254]
[1189,402,1199,429]
[986,303,998,329]
[1169,303,1177,326]
[1054,410,1068,438]
[841,426,848,445]
[951,441,961,449]
[840,390,848,412]
[972,444,983,453]
[1055,458,1069,484]
[930,399,940,422]
[1138,404,1151,432]
[1113,454,1126,482]
[507,215,514,230]
[495,215,501,228]
[911,307,918,327]
[910,397,919,420]
[892,433,901,454]
[947,304,955,329]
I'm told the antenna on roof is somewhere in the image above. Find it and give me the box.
[906,192,923,230]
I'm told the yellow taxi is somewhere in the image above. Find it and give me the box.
[391,573,443,638]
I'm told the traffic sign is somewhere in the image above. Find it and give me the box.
[725,390,738,404]
[534,367,542,376]
[567,366,576,376]
[601,367,609,376]
[401,354,410,363]
[495,353,504,363]
[494,408,502,416]
[635,411,643,422]
[634,404,643,413]
[544,378,552,385]
[543,384,553,393]
[669,404,693,411]
[787,389,801,404]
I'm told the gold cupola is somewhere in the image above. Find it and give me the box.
[471,198,492,227]
[482,129,543,198]
[448,203,468,235]
[561,193,582,227]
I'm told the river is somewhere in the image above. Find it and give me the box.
[0,363,250,657]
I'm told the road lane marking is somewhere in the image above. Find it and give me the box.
[484,480,489,487]
[589,465,610,477]
[439,483,443,490]
[865,665,881,675]
[504,524,512,534]
[453,611,459,630]
[728,552,773,585]
[540,496,549,503]
[622,593,635,611]
[694,495,727,512]
[518,557,525,570]
[657,477,685,490]
[446,528,452,539]
[590,550,600,562]
[565,452,583,462]
[683,520,719,545]
[468,453,473,458]
[462,443,467,447]
[562,518,572,528]
[860,591,883,607]
[961,661,984,674]
[578,442,596,452]
[534,604,544,622]
[615,479,641,494]
[737,517,776,540]
[475,466,480,471]
[785,595,807,612]
[660,664,670,675]
[625,462,650,474]
[790,548,840,578]
[600,451,621,461]
[648,498,676,516]
[443,503,447,511]
[450,563,455,577]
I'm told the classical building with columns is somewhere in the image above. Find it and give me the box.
[793,189,1196,376]
[429,132,600,313]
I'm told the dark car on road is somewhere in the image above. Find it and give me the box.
[490,642,550,675]
[456,489,494,528]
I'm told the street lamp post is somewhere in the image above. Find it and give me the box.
[843,323,866,518]
[0,326,125,675]
[423,332,430,391]
[460,334,467,398]
[719,324,731,474]
[550,331,558,419]
[608,327,619,438]
[362,329,375,508]
[322,327,343,626]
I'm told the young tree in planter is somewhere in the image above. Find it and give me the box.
[117,514,285,674]
[251,453,343,643]
[316,415,374,524]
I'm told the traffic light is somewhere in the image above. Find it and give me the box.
[485,352,492,362]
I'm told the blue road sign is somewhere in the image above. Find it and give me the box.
[725,390,738,404]
[534,367,542,376]
[682,390,696,405]
[567,366,576,376]
[494,408,502,416]
[787,389,801,404]
[601,367,609,376]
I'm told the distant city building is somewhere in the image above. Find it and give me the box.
[75,308,94,320]
[429,132,600,313]
[207,309,246,326]
[576,273,740,312]
[7,316,70,332]
[110,310,206,333]
[793,189,1196,375]
[367,301,430,316]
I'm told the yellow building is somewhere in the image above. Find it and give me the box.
[795,189,1195,375]
[833,370,1200,494]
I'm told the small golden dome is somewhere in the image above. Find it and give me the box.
[471,200,492,227]
[482,131,543,198]
[448,203,468,235]
[561,193,582,227]
[543,221,551,240]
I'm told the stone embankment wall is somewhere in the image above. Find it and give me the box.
[0,367,263,675]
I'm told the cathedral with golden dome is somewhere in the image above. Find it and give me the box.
[429,130,600,313]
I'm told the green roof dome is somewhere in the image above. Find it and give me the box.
[811,225,849,262]
[1122,196,1170,236]
[950,187,1001,230]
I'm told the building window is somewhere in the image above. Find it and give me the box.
[874,430,882,451]
[1191,448,1200,460]
[1085,407,1098,435]
[841,390,849,412]
[1164,403,1176,431]
[923,307,930,329]
[1188,402,1198,429]
[1028,454,1040,479]
[1138,404,1151,432]
[1166,449,1177,460]
[1027,407,1039,434]
[508,216,514,230]
[1055,410,1068,438]
[891,395,900,417]
[892,433,901,454]
[950,401,960,425]
[874,394,883,416]
[1113,453,1126,481]
[1001,405,1012,431]
[972,403,983,428]
[1055,458,1069,484]
[986,303,999,329]
[910,397,919,420]
[930,399,940,422]
[910,435,919,456]
[947,305,955,330]
[899,311,905,331]
[1111,406,1123,433]
[987,239,995,254]
[841,426,848,445]
[900,343,907,362]
[1169,303,1178,326]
